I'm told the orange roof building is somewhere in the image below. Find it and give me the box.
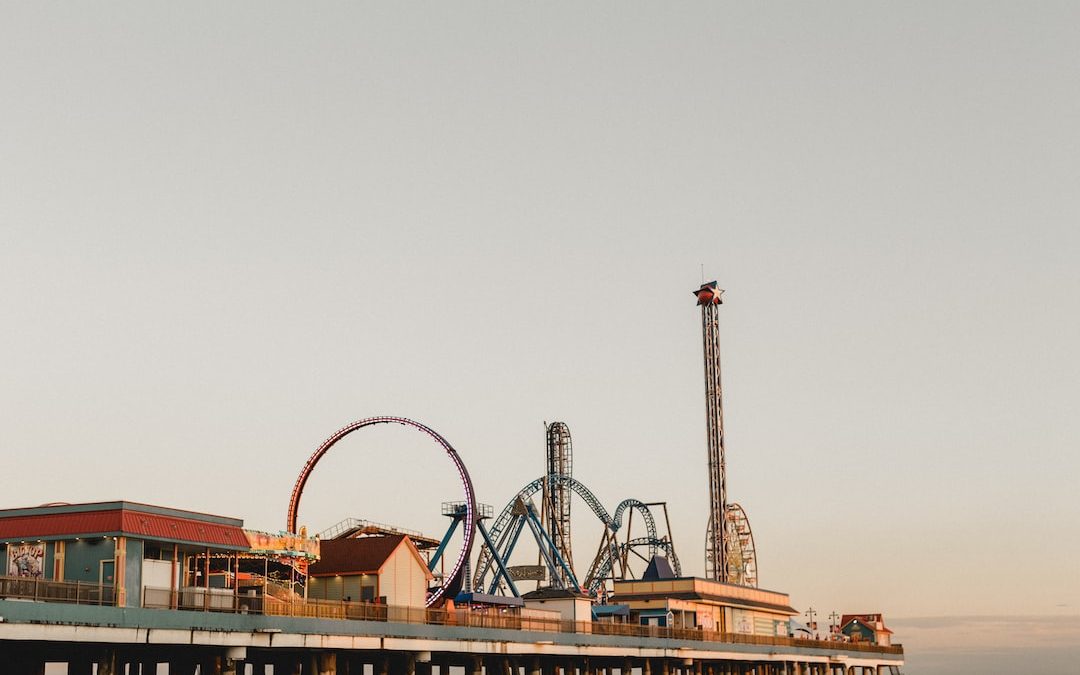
[308,535,433,608]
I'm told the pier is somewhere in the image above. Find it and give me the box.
[0,292,904,675]
[0,589,903,675]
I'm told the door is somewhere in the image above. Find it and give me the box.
[99,559,115,586]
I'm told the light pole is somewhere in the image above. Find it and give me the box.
[805,607,818,637]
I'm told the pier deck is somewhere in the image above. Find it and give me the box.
[0,598,903,675]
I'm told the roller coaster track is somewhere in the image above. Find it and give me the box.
[286,417,477,608]
[612,499,657,546]
[473,475,670,595]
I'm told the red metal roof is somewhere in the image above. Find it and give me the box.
[0,507,248,549]
[0,511,121,540]
[119,511,248,549]
[840,614,894,634]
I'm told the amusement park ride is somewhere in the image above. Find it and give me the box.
[470,420,681,598]
[284,282,757,607]
[695,281,758,587]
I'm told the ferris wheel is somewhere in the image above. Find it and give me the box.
[705,502,758,587]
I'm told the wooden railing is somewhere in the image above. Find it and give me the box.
[0,575,115,606]
[140,586,903,655]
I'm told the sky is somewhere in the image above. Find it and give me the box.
[1,3,1078,672]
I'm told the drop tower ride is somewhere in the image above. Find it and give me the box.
[694,281,730,583]
[694,282,759,587]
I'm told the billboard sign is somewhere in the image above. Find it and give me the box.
[7,543,45,578]
[508,564,547,581]
[243,530,320,559]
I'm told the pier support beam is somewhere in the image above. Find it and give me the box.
[168,657,199,675]
[8,656,45,675]
[313,653,337,675]
[96,651,119,675]
[274,655,304,675]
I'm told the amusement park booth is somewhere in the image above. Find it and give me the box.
[521,587,594,624]
[612,576,797,636]
[840,613,894,646]
[307,535,432,608]
[0,501,250,608]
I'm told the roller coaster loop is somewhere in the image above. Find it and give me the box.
[286,416,477,608]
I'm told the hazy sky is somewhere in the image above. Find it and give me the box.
[1,2,1077,662]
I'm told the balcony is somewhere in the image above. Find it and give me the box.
[0,575,115,606]
[138,584,903,655]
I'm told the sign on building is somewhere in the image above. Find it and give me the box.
[508,565,547,581]
[243,530,320,559]
[733,609,754,634]
[7,543,44,578]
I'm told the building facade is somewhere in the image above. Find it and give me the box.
[308,535,432,608]
[840,614,894,646]
[0,501,249,608]
[613,577,797,636]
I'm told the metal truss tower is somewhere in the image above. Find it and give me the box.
[694,281,729,582]
[543,421,575,586]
